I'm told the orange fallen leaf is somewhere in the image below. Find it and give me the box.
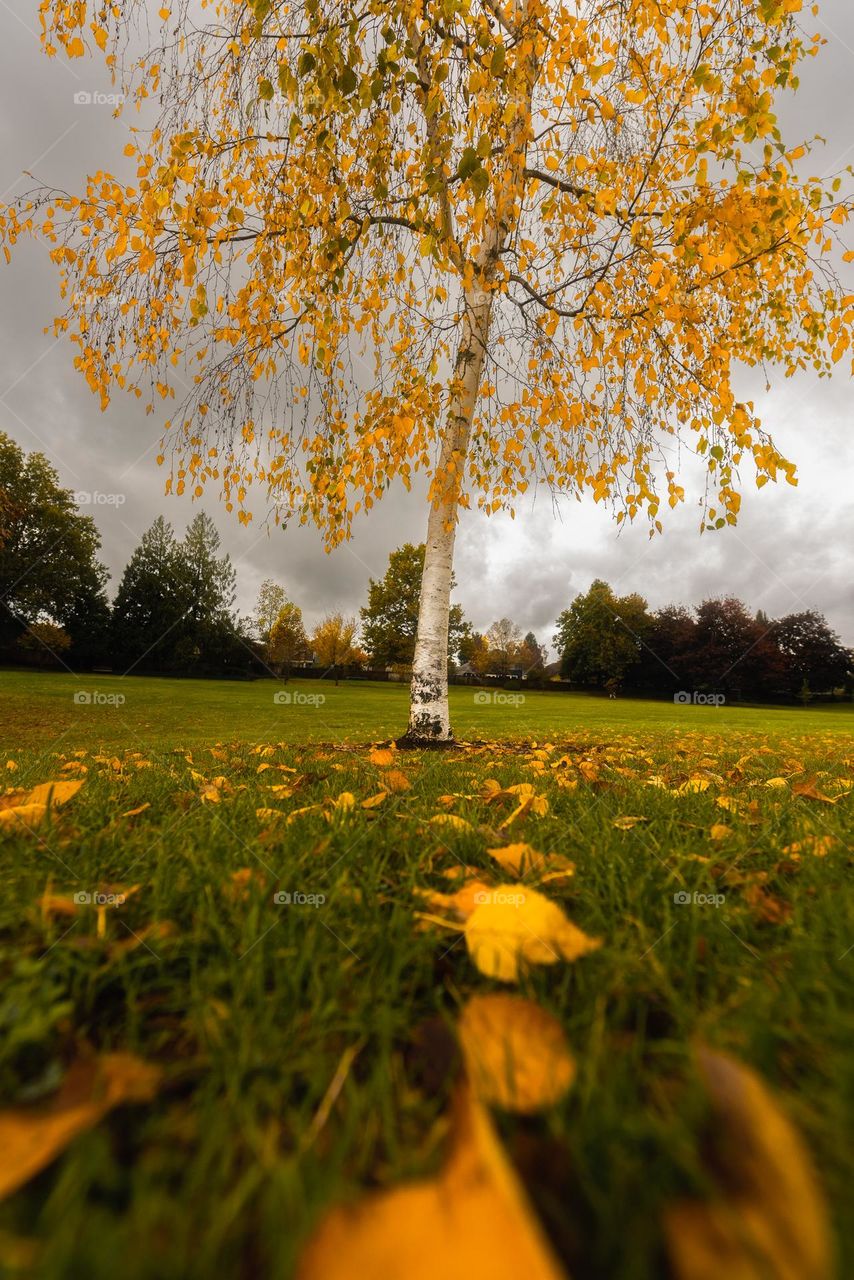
[0,1054,160,1201]
[297,1086,566,1280]
[665,1048,831,1280]
[458,993,575,1113]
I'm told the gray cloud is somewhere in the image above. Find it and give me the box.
[1,3,853,653]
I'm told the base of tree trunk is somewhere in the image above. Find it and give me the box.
[394,732,457,751]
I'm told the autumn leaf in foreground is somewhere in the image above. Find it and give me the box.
[458,994,575,1114]
[665,1048,832,1280]
[0,1053,160,1201]
[297,1087,566,1280]
[465,885,601,982]
[0,779,84,833]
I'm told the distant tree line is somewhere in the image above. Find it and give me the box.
[554,579,852,703]
[1,434,850,701]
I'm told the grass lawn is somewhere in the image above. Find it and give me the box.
[0,669,852,1278]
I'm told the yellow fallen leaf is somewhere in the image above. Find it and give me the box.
[612,815,649,829]
[676,777,711,795]
[665,1047,831,1280]
[297,1086,566,1280]
[465,884,601,982]
[414,880,494,922]
[709,823,733,842]
[120,803,151,819]
[368,747,396,767]
[27,780,84,807]
[430,814,474,833]
[782,835,836,858]
[458,993,575,1113]
[0,1054,160,1201]
[383,769,412,793]
[0,803,49,832]
[485,844,575,885]
[765,777,789,790]
[361,791,388,809]
[485,842,540,874]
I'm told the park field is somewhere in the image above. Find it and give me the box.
[0,670,853,1278]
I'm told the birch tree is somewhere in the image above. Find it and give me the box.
[3,0,853,740]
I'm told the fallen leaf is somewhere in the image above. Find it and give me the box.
[415,880,494,922]
[465,884,601,982]
[297,1086,566,1280]
[368,747,396,767]
[0,1054,160,1201]
[120,803,151,819]
[383,769,412,793]
[612,815,649,830]
[430,814,474,834]
[458,993,575,1113]
[664,1048,832,1280]
[361,791,388,809]
[709,823,733,842]
[782,835,836,858]
[792,777,848,804]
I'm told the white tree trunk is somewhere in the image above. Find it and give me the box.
[404,290,493,743]
[403,0,536,744]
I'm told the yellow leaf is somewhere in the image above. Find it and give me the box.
[458,993,576,1113]
[297,1087,566,1280]
[361,791,388,809]
[0,1055,160,1202]
[415,880,494,922]
[665,1048,831,1280]
[612,815,649,829]
[120,803,151,819]
[465,885,601,982]
[709,823,732,842]
[25,780,84,808]
[368,748,396,767]
[430,814,474,833]
[383,769,412,793]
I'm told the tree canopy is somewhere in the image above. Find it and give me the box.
[360,542,469,668]
[4,0,854,737]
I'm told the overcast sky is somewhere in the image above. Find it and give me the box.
[1,3,853,655]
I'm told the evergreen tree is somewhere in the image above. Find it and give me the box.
[110,517,188,673]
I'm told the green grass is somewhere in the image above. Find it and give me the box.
[2,668,853,753]
[0,671,852,1278]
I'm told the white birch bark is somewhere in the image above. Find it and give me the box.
[404,2,537,744]
[404,286,494,742]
